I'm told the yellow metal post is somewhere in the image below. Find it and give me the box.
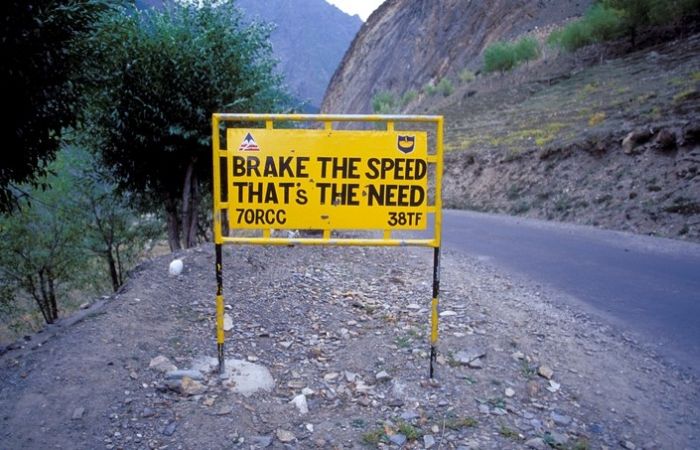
[212,116,226,374]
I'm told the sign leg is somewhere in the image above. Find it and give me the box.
[430,246,441,379]
[215,244,225,374]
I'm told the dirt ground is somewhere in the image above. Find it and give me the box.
[1,242,697,449]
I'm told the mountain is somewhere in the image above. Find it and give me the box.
[135,0,362,110]
[236,0,362,110]
[322,0,591,114]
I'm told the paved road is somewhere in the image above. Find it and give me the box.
[441,209,700,375]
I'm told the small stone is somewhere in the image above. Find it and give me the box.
[375,370,392,382]
[527,380,540,397]
[215,406,232,416]
[149,355,177,373]
[524,437,547,450]
[423,434,436,449]
[505,388,515,397]
[655,129,676,150]
[538,366,554,380]
[162,421,178,436]
[621,440,636,450]
[439,310,457,317]
[290,394,309,414]
[511,351,525,361]
[547,380,561,393]
[246,355,258,362]
[388,398,404,407]
[223,313,233,332]
[305,423,314,433]
[546,432,568,446]
[323,372,339,382]
[468,358,483,369]
[251,436,273,448]
[389,434,407,446]
[276,429,295,443]
[79,302,90,310]
[141,408,155,418]
[71,407,85,420]
[550,411,572,426]
[166,369,204,381]
[180,376,207,396]
[301,387,315,396]
[454,348,486,365]
[478,404,490,414]
[129,371,138,380]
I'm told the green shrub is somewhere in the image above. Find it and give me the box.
[484,41,517,73]
[436,78,454,96]
[548,5,624,51]
[459,68,476,83]
[371,90,398,113]
[484,36,541,73]
[423,83,438,96]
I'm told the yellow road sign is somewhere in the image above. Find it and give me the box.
[226,128,428,230]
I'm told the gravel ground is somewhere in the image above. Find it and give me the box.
[1,243,698,449]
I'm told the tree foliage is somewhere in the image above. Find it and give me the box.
[484,37,540,73]
[0,147,162,325]
[0,0,116,213]
[79,0,289,250]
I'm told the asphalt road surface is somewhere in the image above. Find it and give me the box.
[441,209,700,375]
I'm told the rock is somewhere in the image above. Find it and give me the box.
[162,421,178,436]
[79,302,90,310]
[439,310,457,317]
[454,348,486,365]
[323,372,339,382]
[71,407,85,420]
[276,429,295,443]
[168,259,183,276]
[400,410,419,421]
[621,440,636,449]
[524,437,548,450]
[388,398,404,407]
[537,365,554,380]
[129,371,138,380]
[222,359,275,396]
[290,394,309,414]
[655,129,676,151]
[423,434,436,449]
[302,387,315,396]
[622,128,653,154]
[149,355,177,373]
[546,431,568,447]
[546,380,561,393]
[141,407,155,418]
[166,369,204,381]
[550,411,572,426]
[223,314,233,332]
[468,358,483,369]
[305,423,314,432]
[375,370,392,382]
[389,433,407,446]
[180,377,207,396]
[527,380,540,397]
[505,387,515,397]
[511,351,525,361]
[251,435,273,448]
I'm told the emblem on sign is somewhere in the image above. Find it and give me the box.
[397,135,416,154]
[238,132,260,151]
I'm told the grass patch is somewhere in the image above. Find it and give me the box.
[499,424,521,440]
[484,36,540,73]
[397,422,423,441]
[394,335,412,349]
[361,428,388,445]
[547,4,624,51]
[444,416,478,430]
[459,68,476,83]
[588,111,606,126]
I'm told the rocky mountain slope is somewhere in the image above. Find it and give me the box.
[137,0,361,109]
[322,0,699,242]
[322,0,591,114]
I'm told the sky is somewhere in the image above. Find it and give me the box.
[325,0,384,21]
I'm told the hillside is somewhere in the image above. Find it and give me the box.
[322,0,700,242]
[137,0,361,109]
[2,244,698,449]
[322,0,592,114]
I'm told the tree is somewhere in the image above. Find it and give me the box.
[0,0,116,213]
[0,155,87,324]
[79,0,289,250]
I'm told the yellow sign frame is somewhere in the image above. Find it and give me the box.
[211,114,444,377]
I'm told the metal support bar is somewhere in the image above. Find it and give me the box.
[430,246,441,379]
[215,244,225,374]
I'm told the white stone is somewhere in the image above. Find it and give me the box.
[223,314,233,332]
[149,355,177,373]
[505,387,515,397]
[168,259,183,276]
[290,394,309,414]
[439,310,457,317]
